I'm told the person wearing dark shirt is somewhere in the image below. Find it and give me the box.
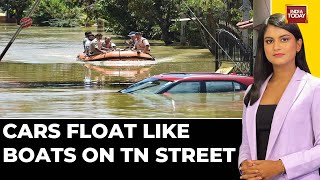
[238,13,320,180]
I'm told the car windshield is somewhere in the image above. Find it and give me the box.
[120,77,173,93]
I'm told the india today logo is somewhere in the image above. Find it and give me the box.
[286,5,308,23]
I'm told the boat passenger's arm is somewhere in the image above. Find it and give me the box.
[143,45,150,53]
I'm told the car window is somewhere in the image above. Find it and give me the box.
[166,81,201,93]
[120,77,171,93]
[130,80,170,93]
[233,82,242,91]
[205,81,235,93]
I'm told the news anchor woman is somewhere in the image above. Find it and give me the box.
[238,13,320,180]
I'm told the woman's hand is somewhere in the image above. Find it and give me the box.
[240,160,285,179]
[240,160,261,179]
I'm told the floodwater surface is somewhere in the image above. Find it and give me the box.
[0,24,244,118]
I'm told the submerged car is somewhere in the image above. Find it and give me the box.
[119,72,253,94]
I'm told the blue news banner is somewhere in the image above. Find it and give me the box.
[0,119,242,176]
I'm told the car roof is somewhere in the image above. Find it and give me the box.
[152,72,253,86]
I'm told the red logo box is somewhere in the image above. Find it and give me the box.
[286,5,308,23]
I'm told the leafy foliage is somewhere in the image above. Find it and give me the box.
[0,0,33,23]
[181,0,246,54]
[0,0,250,54]
[31,0,88,27]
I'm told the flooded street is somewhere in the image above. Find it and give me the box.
[0,24,244,118]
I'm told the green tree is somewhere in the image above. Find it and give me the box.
[98,0,140,36]
[32,0,83,27]
[182,0,243,54]
[65,0,100,26]
[98,0,181,45]
[0,0,33,23]
[129,0,181,44]
[32,0,66,25]
[183,0,226,54]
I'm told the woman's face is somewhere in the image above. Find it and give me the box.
[263,25,302,67]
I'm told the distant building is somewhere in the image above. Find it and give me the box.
[0,10,5,23]
[0,10,17,23]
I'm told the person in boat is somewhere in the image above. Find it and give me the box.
[83,31,92,52]
[133,32,150,54]
[102,36,116,51]
[125,31,136,50]
[89,33,106,56]
[84,33,95,55]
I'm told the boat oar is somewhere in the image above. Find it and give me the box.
[0,0,41,61]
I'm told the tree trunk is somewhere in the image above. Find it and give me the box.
[206,12,218,56]
[159,22,173,45]
[16,8,23,25]
[161,30,173,45]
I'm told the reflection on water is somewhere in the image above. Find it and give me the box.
[0,24,244,118]
[83,63,153,84]
[0,88,244,118]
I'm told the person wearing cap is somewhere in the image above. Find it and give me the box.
[134,32,150,54]
[125,31,137,50]
[89,33,106,56]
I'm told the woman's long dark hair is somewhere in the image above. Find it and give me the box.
[244,13,310,107]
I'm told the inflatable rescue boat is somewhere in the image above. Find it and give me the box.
[77,50,155,61]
